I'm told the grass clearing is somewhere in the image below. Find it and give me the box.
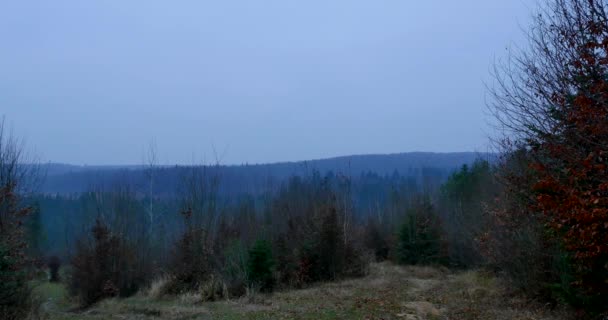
[31,280,71,312]
[39,263,574,320]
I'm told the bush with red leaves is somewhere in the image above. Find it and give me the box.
[489,0,608,311]
[69,219,144,307]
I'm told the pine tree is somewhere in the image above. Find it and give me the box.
[247,239,275,292]
[397,199,443,265]
[318,206,344,280]
[0,183,32,319]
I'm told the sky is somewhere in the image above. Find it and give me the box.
[0,1,533,165]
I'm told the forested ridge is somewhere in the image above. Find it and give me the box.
[35,152,488,196]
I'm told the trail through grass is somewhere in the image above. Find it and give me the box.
[40,263,573,320]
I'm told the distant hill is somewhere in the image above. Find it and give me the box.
[37,152,494,196]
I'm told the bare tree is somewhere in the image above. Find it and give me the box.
[143,140,158,237]
[489,0,608,150]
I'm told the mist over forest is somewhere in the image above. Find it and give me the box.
[27,152,489,259]
[37,152,488,195]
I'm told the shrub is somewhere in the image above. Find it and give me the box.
[294,241,321,286]
[397,199,445,265]
[274,234,298,288]
[146,275,170,300]
[343,242,370,277]
[47,256,61,282]
[0,182,33,320]
[288,205,369,285]
[247,239,275,292]
[69,219,143,307]
[0,242,30,320]
[479,152,585,307]
[317,206,344,281]
[364,219,390,262]
[219,240,248,297]
[164,227,213,295]
[199,275,229,301]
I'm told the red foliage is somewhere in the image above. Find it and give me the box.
[528,21,608,298]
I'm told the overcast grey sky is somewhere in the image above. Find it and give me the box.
[0,1,532,165]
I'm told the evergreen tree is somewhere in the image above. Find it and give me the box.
[397,199,443,265]
[0,120,34,319]
[247,239,275,292]
[26,202,45,257]
[0,242,29,319]
[318,206,344,280]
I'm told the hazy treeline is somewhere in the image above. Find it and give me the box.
[18,157,500,309]
[36,152,483,196]
[25,168,450,259]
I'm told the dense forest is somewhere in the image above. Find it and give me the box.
[12,144,498,311]
[2,0,608,319]
[28,153,486,258]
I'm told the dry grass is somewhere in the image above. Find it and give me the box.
[42,263,574,320]
[415,270,575,320]
[143,275,171,300]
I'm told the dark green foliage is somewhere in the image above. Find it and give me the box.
[317,206,344,281]
[274,235,298,287]
[269,176,369,287]
[25,203,45,257]
[397,199,444,265]
[548,251,590,308]
[247,239,275,292]
[0,243,30,320]
[439,160,496,268]
[364,220,390,261]
[219,240,248,297]
[48,256,61,282]
[286,205,367,285]
[0,180,33,320]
